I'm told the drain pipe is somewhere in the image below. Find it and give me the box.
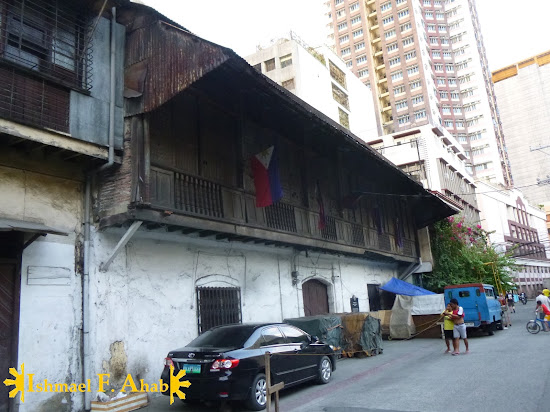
[83,7,117,411]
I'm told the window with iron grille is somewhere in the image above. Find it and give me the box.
[196,286,242,335]
[0,0,93,90]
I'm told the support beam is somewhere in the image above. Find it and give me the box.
[100,221,143,272]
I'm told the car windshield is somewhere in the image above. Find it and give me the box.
[187,326,255,348]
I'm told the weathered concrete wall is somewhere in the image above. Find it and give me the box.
[0,165,84,412]
[87,229,398,396]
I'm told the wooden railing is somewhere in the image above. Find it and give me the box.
[174,173,223,218]
[150,169,417,258]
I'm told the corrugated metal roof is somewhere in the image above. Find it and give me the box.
[118,2,457,227]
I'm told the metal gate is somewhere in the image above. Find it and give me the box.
[302,279,329,316]
[1,262,18,412]
[196,287,241,334]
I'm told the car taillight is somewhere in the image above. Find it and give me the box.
[210,359,239,370]
[164,357,174,367]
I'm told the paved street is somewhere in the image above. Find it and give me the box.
[141,303,550,412]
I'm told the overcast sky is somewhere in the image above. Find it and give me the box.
[140,0,549,70]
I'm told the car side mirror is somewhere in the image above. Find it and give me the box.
[300,341,308,350]
[311,335,319,343]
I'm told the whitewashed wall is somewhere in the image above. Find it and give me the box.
[0,165,83,412]
[87,229,398,393]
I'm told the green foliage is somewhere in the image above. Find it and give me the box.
[423,216,517,293]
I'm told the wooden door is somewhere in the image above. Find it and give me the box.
[302,279,329,316]
[0,262,19,412]
[367,284,381,312]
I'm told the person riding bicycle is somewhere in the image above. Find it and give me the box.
[535,300,550,332]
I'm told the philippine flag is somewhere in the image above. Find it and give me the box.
[251,146,283,207]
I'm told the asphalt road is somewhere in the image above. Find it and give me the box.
[142,303,550,412]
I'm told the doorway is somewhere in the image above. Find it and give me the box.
[302,279,329,316]
[0,232,22,412]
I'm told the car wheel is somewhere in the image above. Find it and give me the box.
[316,356,332,384]
[245,373,267,411]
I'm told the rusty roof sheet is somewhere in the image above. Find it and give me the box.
[118,2,457,226]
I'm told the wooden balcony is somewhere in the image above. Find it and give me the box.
[146,168,417,260]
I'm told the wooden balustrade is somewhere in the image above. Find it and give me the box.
[150,169,416,258]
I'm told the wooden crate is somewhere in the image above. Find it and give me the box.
[91,392,148,412]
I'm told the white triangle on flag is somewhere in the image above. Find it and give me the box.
[255,146,274,170]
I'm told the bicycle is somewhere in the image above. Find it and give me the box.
[526,312,550,334]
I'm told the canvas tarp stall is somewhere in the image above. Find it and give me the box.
[381,277,436,296]
[360,315,383,354]
[389,295,416,339]
[284,315,343,349]
[369,310,392,338]
[411,294,445,315]
[338,313,383,356]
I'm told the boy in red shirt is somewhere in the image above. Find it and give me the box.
[536,300,550,332]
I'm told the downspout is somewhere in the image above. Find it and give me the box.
[83,7,117,411]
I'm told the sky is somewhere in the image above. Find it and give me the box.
[140,0,550,71]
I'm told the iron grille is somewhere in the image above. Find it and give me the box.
[0,0,93,91]
[196,286,242,335]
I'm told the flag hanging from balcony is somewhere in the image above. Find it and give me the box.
[316,180,327,230]
[251,146,283,207]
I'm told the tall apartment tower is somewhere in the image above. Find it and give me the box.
[492,51,550,206]
[325,0,513,186]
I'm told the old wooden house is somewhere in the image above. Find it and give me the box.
[79,1,455,399]
[0,1,455,410]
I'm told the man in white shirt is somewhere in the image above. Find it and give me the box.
[535,291,550,320]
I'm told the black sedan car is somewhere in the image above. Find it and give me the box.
[161,323,336,410]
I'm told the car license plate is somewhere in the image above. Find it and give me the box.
[464,322,475,327]
[182,364,201,374]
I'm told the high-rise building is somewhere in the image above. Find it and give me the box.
[325,0,513,186]
[475,181,550,297]
[492,51,550,206]
[245,33,378,142]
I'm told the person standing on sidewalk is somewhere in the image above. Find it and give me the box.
[535,291,550,321]
[535,300,550,332]
[442,304,454,353]
[506,291,515,313]
[449,298,469,355]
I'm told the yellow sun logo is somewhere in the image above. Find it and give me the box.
[168,365,191,405]
[3,363,25,403]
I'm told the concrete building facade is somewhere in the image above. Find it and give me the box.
[245,34,378,142]
[370,124,479,222]
[325,0,512,186]
[492,51,550,206]
[475,181,550,297]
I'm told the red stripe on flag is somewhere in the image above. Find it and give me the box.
[251,156,272,207]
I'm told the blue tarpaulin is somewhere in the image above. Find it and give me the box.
[380,277,436,296]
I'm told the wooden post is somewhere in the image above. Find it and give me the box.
[264,352,284,412]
